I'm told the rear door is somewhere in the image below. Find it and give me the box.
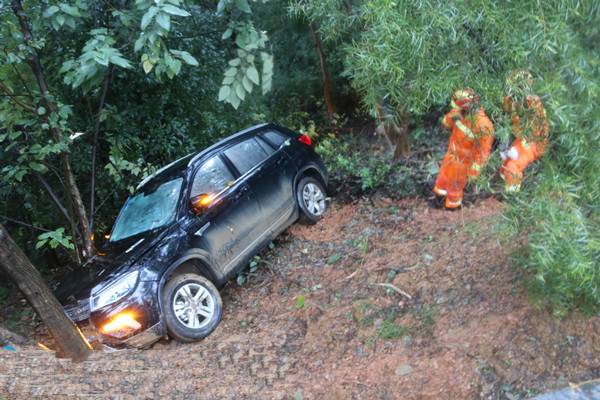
[256,131,297,228]
[187,155,262,276]
[223,134,296,234]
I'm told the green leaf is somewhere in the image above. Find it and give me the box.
[216,0,227,14]
[234,82,246,101]
[162,4,190,17]
[168,58,182,76]
[156,13,171,31]
[224,67,237,77]
[43,5,60,18]
[246,66,259,85]
[134,36,145,52]
[242,76,253,93]
[228,58,241,67]
[141,7,158,30]
[218,85,231,101]
[142,58,154,74]
[37,107,46,115]
[110,55,132,69]
[222,28,233,40]
[229,90,241,109]
[236,274,245,286]
[29,162,47,173]
[178,51,198,66]
[235,0,252,13]
[327,253,342,264]
[56,14,66,27]
[295,295,305,309]
[59,4,81,17]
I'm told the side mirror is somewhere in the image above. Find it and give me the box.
[190,193,215,214]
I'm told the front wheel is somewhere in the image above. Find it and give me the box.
[296,176,327,225]
[162,273,222,342]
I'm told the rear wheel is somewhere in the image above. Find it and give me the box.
[162,273,222,342]
[296,176,327,225]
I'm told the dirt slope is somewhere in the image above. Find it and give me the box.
[1,197,598,399]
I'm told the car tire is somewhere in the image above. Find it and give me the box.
[162,273,222,343]
[296,176,327,225]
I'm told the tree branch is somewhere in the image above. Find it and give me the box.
[89,66,113,230]
[0,82,36,113]
[34,173,73,226]
[0,215,50,232]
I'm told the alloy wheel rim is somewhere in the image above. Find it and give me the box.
[302,182,325,216]
[172,282,215,329]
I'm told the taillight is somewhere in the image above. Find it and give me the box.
[298,133,313,146]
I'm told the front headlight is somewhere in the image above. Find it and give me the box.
[90,270,138,312]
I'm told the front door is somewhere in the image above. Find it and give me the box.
[187,155,261,276]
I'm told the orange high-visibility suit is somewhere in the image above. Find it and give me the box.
[500,95,548,191]
[434,107,494,208]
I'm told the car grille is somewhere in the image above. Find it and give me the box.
[64,299,91,322]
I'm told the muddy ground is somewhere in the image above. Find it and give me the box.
[1,196,598,399]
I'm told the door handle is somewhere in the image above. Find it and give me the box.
[234,185,249,200]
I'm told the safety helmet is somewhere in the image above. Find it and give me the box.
[451,88,478,111]
[506,70,533,97]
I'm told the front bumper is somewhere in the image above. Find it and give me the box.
[74,280,165,348]
[123,321,165,348]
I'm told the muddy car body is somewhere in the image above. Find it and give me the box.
[57,123,328,347]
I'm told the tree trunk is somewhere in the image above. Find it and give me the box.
[393,118,411,160]
[0,224,91,361]
[309,23,335,118]
[376,101,411,159]
[89,66,113,232]
[376,101,395,151]
[11,0,94,260]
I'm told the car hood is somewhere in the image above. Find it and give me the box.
[55,225,174,304]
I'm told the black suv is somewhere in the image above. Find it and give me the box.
[57,123,328,347]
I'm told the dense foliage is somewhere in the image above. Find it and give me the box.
[293,0,600,314]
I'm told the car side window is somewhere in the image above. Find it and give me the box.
[224,138,268,175]
[260,130,287,148]
[256,136,275,155]
[190,156,234,198]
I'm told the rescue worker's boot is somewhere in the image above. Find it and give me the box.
[445,193,463,209]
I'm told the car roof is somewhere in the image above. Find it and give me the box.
[136,122,281,191]
[186,122,273,167]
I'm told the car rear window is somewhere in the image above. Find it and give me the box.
[224,138,268,175]
[191,156,234,197]
[260,130,287,148]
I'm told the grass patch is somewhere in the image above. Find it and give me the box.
[413,305,436,336]
[378,319,407,339]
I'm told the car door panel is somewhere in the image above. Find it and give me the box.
[254,133,297,232]
[186,156,263,277]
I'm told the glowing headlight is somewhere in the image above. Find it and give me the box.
[90,270,138,311]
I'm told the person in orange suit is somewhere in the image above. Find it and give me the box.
[500,70,549,192]
[433,89,494,209]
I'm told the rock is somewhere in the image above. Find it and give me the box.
[395,364,413,376]
[356,346,365,358]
